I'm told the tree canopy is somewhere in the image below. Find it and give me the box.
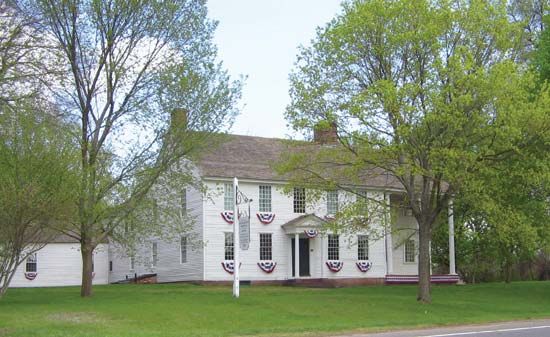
[281,0,550,302]
[12,0,243,297]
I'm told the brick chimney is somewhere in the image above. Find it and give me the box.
[170,108,187,130]
[313,122,338,144]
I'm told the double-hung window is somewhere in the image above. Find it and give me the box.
[404,239,416,263]
[224,183,234,211]
[327,190,338,215]
[259,185,272,212]
[357,235,369,260]
[26,253,37,272]
[327,234,339,260]
[152,242,158,267]
[259,233,272,260]
[180,236,187,263]
[224,232,234,260]
[293,187,306,213]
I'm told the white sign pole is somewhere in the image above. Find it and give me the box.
[232,177,240,298]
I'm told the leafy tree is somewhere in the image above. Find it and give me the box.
[0,101,78,298]
[14,0,242,297]
[534,15,550,82]
[281,0,546,302]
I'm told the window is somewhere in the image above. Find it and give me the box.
[405,239,416,263]
[180,236,187,263]
[25,253,37,272]
[224,183,234,211]
[224,232,234,260]
[259,185,272,212]
[358,235,369,260]
[259,233,272,260]
[181,188,187,215]
[109,261,113,272]
[327,234,339,260]
[130,256,135,271]
[327,190,339,215]
[92,254,95,273]
[152,242,158,267]
[293,187,306,213]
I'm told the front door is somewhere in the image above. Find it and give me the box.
[291,238,310,277]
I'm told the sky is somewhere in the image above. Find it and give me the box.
[207,0,343,139]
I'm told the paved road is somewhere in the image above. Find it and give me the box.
[338,319,550,337]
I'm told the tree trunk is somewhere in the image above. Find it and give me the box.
[417,220,432,303]
[0,282,8,299]
[80,244,94,297]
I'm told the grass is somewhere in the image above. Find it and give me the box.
[0,282,549,337]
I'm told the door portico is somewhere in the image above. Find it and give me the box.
[282,214,327,279]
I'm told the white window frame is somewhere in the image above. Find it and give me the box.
[180,236,187,264]
[327,190,339,215]
[258,185,272,212]
[259,233,273,261]
[404,239,416,263]
[357,235,369,260]
[25,253,37,273]
[293,187,306,213]
[224,232,234,260]
[327,234,339,260]
[224,183,234,211]
[130,256,135,271]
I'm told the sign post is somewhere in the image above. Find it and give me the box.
[232,177,252,299]
[233,177,240,298]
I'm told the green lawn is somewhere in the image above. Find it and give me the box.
[0,282,549,337]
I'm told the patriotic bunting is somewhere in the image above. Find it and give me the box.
[326,261,343,272]
[304,229,318,238]
[356,261,372,273]
[24,272,37,281]
[221,211,234,224]
[221,261,241,274]
[257,212,275,224]
[257,261,277,273]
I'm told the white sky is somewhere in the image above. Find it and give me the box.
[207,0,343,139]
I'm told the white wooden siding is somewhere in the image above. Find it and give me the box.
[202,179,397,280]
[392,214,419,275]
[109,186,204,283]
[10,243,109,288]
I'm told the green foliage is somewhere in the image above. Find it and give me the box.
[534,15,550,82]
[282,0,550,301]
[13,0,243,296]
[0,101,78,297]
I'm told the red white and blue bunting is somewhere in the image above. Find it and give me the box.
[221,211,234,224]
[257,212,275,224]
[221,261,241,274]
[24,272,37,281]
[304,229,318,238]
[326,261,343,272]
[257,261,277,273]
[356,261,372,273]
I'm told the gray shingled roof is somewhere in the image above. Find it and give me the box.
[197,134,404,190]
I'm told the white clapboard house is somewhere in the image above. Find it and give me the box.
[109,130,459,286]
[11,129,459,288]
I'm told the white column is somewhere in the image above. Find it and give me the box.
[233,177,239,298]
[448,198,456,275]
[385,193,394,275]
[294,233,300,279]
